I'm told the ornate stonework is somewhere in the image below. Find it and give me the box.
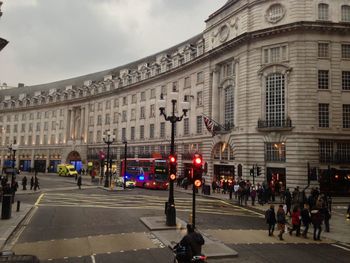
[265,3,286,24]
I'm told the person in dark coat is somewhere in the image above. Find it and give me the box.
[301,203,311,238]
[77,175,82,190]
[311,207,324,241]
[276,204,287,240]
[266,204,277,236]
[22,176,27,190]
[321,206,331,232]
[285,188,292,216]
[30,176,34,190]
[34,176,40,191]
[178,224,205,261]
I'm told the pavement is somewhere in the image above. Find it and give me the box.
[1,175,350,259]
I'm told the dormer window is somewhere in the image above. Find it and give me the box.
[318,3,329,21]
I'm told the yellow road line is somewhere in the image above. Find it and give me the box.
[35,193,45,206]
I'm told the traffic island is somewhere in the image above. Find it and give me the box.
[140,216,238,259]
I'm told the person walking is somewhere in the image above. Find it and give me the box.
[22,176,27,190]
[276,204,287,241]
[250,186,257,206]
[311,206,324,241]
[266,204,276,236]
[30,176,34,190]
[77,175,82,190]
[285,188,292,216]
[322,206,331,232]
[289,206,301,236]
[34,176,40,191]
[301,203,311,238]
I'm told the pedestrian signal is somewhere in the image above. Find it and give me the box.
[168,154,177,181]
[194,179,202,187]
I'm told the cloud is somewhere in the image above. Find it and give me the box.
[0,0,226,86]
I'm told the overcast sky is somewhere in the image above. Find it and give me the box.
[0,0,227,87]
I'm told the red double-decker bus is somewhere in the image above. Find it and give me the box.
[120,158,168,190]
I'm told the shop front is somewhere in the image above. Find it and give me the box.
[266,167,286,196]
[67,151,82,172]
[213,163,235,182]
[34,159,47,173]
[19,160,31,172]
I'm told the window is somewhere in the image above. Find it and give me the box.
[140,106,145,119]
[160,122,165,138]
[150,88,156,99]
[36,135,40,145]
[52,110,56,117]
[319,103,329,128]
[122,111,127,122]
[341,44,350,59]
[113,112,119,123]
[52,121,56,130]
[45,111,49,118]
[140,125,144,139]
[50,134,55,144]
[318,43,329,58]
[60,109,64,116]
[197,71,204,83]
[131,127,135,140]
[318,3,329,20]
[21,114,26,121]
[97,115,102,126]
[150,124,154,139]
[265,143,286,162]
[98,102,102,111]
[172,81,178,92]
[28,135,32,145]
[123,96,128,105]
[132,94,137,104]
[13,125,17,133]
[30,113,34,120]
[36,123,41,132]
[122,128,126,141]
[222,61,234,78]
[225,85,234,127]
[150,104,155,118]
[184,77,191,89]
[29,123,33,132]
[343,104,350,128]
[318,70,329,89]
[342,71,350,90]
[96,131,102,142]
[59,120,64,129]
[106,100,111,109]
[341,5,350,22]
[263,45,288,64]
[131,109,136,120]
[105,114,110,125]
[184,118,189,136]
[265,73,285,126]
[319,140,333,163]
[114,98,119,108]
[160,85,167,97]
[59,133,63,144]
[37,112,41,119]
[196,116,202,134]
[141,92,146,101]
[197,91,203,106]
[21,124,25,132]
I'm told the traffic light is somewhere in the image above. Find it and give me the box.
[256,166,261,176]
[168,154,177,181]
[250,168,254,177]
[192,153,203,187]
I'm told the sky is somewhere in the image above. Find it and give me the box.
[0,0,227,87]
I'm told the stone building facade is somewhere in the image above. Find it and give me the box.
[1,0,350,195]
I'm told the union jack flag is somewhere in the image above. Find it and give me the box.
[203,115,215,136]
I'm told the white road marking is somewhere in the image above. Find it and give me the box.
[91,255,96,263]
[331,244,350,252]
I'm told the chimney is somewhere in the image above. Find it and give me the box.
[18,83,25,88]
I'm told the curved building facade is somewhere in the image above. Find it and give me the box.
[1,0,350,195]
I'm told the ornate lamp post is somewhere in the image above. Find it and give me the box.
[103,131,115,187]
[158,92,190,226]
[8,140,18,185]
[123,139,127,190]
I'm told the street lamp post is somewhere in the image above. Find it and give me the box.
[103,131,115,188]
[159,92,190,226]
[8,140,18,185]
[123,139,127,190]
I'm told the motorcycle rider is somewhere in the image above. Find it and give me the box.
[177,224,205,262]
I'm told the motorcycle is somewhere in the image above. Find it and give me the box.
[170,244,207,263]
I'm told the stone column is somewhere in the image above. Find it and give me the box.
[66,109,71,141]
[211,66,220,121]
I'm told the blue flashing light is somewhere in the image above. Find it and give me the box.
[125,175,129,179]
[139,175,145,181]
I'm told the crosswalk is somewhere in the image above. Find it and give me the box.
[36,192,261,217]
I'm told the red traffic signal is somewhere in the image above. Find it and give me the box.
[169,155,176,163]
[193,154,202,166]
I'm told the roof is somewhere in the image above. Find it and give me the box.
[205,0,238,22]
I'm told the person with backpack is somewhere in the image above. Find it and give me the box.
[276,204,287,240]
[266,204,276,236]
[176,224,205,262]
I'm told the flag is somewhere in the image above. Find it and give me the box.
[203,115,215,136]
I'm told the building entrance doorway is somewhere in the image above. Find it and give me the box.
[67,151,82,172]
[266,167,286,196]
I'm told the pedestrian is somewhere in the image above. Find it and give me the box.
[322,206,331,232]
[30,176,34,190]
[265,204,276,236]
[285,188,292,216]
[22,176,27,190]
[229,181,233,199]
[77,175,82,190]
[311,206,324,241]
[34,176,40,191]
[289,205,301,236]
[276,204,286,241]
[250,186,257,206]
[347,204,350,220]
[211,180,216,193]
[301,203,311,238]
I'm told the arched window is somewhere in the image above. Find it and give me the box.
[224,85,234,127]
[213,142,235,161]
[318,3,329,20]
[265,73,285,126]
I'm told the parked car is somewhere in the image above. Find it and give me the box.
[115,177,135,188]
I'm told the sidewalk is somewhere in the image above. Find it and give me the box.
[174,186,350,244]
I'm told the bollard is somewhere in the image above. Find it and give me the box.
[16,200,20,212]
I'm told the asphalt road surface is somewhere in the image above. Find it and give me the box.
[7,174,350,262]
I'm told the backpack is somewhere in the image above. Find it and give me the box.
[175,244,192,262]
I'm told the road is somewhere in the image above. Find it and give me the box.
[7,174,350,262]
